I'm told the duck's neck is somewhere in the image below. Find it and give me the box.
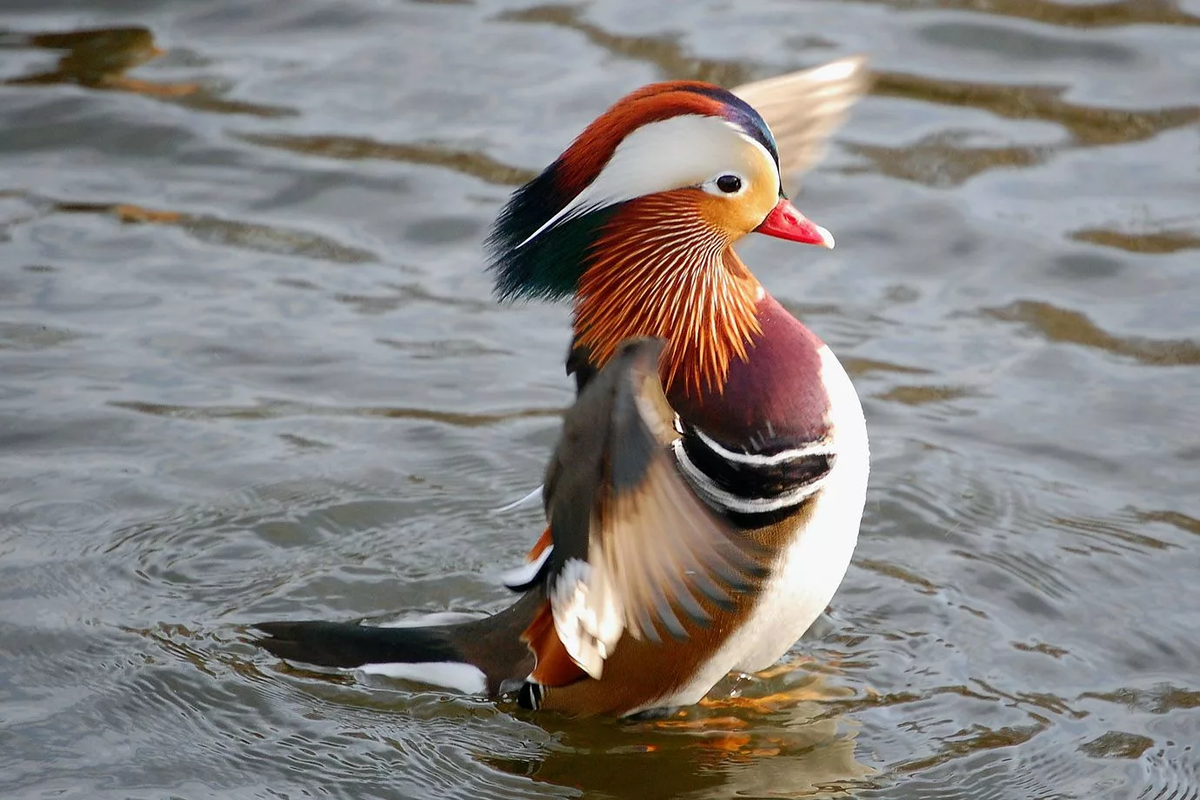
[572,195,763,397]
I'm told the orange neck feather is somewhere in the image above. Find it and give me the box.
[573,193,763,397]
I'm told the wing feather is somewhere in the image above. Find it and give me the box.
[733,56,870,194]
[542,338,768,677]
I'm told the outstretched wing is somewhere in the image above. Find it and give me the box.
[733,56,870,195]
[539,338,767,679]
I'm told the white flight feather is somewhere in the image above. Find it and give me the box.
[491,484,543,513]
[499,544,554,589]
[550,557,623,679]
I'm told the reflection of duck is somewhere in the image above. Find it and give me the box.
[515,663,871,796]
[4,26,197,97]
[257,58,872,718]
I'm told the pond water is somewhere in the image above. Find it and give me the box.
[2,1,1199,798]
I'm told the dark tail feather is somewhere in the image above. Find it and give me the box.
[254,620,462,669]
[253,595,540,697]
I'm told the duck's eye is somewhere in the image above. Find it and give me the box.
[716,174,743,194]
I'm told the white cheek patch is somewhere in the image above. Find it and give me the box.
[519,116,779,248]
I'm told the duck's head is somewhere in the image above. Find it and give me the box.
[487,81,833,303]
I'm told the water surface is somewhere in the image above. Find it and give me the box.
[2,1,1199,797]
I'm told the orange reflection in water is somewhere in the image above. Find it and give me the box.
[5,26,199,98]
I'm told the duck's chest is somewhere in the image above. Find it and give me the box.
[658,341,870,708]
[665,295,841,527]
[667,294,830,446]
[558,295,870,714]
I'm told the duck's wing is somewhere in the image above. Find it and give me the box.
[733,56,870,194]
[533,338,767,680]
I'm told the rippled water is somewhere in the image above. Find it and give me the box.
[2,1,1199,797]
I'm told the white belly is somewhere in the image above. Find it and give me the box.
[643,344,870,712]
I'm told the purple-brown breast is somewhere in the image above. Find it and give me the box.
[668,292,831,450]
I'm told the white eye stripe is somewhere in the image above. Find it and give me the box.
[518,116,780,248]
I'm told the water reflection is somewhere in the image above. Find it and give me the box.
[870,71,1200,147]
[497,5,759,87]
[3,26,191,95]
[986,300,1200,367]
[1072,226,1200,254]
[110,399,563,427]
[867,0,1200,29]
[2,0,1199,798]
[7,190,377,264]
[486,666,873,799]
[848,134,1051,188]
[2,24,294,117]
[236,132,537,186]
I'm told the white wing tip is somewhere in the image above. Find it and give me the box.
[492,484,544,514]
[551,558,623,679]
[808,56,868,83]
[500,544,554,590]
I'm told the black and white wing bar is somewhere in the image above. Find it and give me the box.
[672,423,834,523]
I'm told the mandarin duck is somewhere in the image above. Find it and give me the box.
[256,57,871,717]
